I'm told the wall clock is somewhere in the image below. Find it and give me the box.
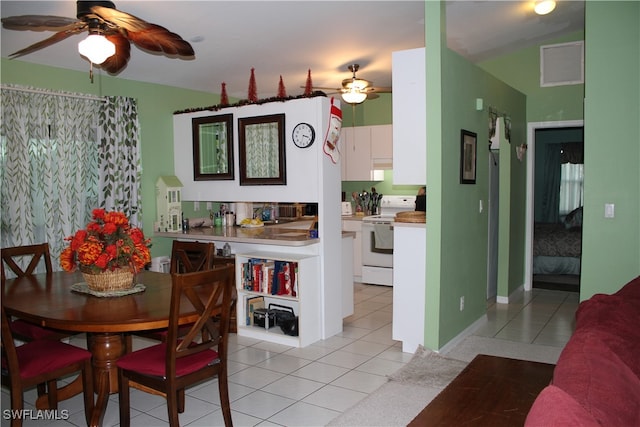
[292,122,315,148]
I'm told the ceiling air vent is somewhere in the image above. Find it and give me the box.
[540,41,584,87]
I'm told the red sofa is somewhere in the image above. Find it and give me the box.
[525,275,640,426]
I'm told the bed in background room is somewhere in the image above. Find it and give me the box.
[533,207,583,276]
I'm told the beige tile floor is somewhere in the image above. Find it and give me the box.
[1,283,579,427]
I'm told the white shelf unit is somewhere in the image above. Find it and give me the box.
[235,251,321,347]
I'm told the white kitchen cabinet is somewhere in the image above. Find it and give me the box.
[370,124,393,168]
[341,218,362,281]
[342,126,371,181]
[392,47,426,185]
[341,125,392,181]
[235,251,321,347]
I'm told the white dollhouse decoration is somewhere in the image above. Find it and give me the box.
[156,176,183,232]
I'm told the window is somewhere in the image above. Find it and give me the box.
[559,163,584,215]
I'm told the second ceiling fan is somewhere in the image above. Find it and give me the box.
[314,64,392,104]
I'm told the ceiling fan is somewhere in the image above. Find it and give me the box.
[1,1,194,75]
[312,64,392,105]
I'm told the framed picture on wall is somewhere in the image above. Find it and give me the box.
[460,129,477,184]
[192,114,234,181]
[238,114,287,185]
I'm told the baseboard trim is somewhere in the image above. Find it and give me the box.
[497,283,525,304]
[437,314,488,354]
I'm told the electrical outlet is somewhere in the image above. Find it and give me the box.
[459,296,465,311]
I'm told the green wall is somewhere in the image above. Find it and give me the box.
[425,2,527,348]
[341,93,392,127]
[581,1,640,297]
[478,31,585,123]
[341,171,422,199]
[1,59,216,259]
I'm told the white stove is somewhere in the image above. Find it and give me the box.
[361,195,416,286]
[362,195,416,223]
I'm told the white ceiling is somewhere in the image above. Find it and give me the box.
[1,1,585,100]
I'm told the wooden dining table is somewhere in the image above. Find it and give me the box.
[2,270,205,427]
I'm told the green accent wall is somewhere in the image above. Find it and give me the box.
[425,2,527,348]
[341,93,392,127]
[581,1,640,298]
[341,170,422,200]
[478,31,585,123]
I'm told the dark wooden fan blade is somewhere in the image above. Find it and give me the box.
[92,5,194,57]
[6,25,87,58]
[100,33,131,74]
[90,6,151,32]
[126,24,194,57]
[1,15,80,31]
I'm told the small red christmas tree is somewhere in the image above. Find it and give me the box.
[304,69,313,96]
[220,82,229,106]
[277,75,287,98]
[248,68,258,102]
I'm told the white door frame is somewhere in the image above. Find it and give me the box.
[524,119,584,291]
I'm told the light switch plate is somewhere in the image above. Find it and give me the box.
[605,203,615,218]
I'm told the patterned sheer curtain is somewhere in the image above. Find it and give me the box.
[0,85,141,271]
[559,142,584,215]
[98,96,142,226]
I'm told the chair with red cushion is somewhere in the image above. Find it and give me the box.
[117,265,235,427]
[1,243,73,342]
[1,304,94,427]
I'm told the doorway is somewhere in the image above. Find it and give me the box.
[524,120,584,292]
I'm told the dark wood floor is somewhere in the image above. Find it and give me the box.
[408,354,555,427]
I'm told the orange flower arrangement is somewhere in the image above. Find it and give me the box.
[60,209,151,274]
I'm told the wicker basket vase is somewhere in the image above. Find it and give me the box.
[82,267,135,292]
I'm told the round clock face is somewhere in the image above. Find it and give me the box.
[292,122,315,148]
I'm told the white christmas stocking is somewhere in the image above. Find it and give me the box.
[323,97,342,164]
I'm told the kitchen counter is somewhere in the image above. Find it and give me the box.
[393,221,426,228]
[155,225,319,247]
[341,215,365,221]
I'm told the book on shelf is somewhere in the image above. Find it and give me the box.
[245,295,265,326]
[262,261,275,294]
[242,259,299,297]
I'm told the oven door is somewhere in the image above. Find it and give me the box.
[361,221,393,268]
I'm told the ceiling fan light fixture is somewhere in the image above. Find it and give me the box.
[534,0,556,15]
[345,78,370,91]
[78,34,115,64]
[341,90,367,104]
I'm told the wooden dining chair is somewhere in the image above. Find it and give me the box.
[1,243,72,342]
[130,241,216,347]
[117,265,235,427]
[170,240,216,274]
[1,304,94,427]
[1,243,53,282]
